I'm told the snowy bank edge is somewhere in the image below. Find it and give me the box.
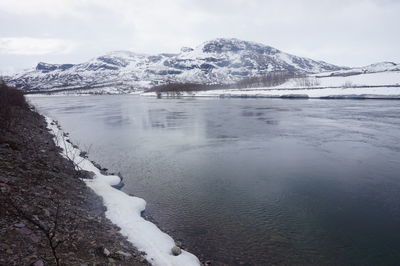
[141,86,400,99]
[45,116,200,266]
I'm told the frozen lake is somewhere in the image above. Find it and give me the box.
[30,95,400,265]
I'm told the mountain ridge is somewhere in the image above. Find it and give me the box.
[4,38,396,93]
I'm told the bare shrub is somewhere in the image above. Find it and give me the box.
[147,82,228,93]
[0,81,28,129]
[7,200,78,266]
[342,81,354,88]
[51,121,87,173]
[146,71,298,94]
[235,72,297,89]
[295,77,321,87]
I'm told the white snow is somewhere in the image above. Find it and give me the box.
[142,86,400,99]
[141,71,400,99]
[46,117,200,266]
[313,71,400,87]
[140,70,400,99]
[142,71,400,99]
[319,62,399,77]
[270,71,400,89]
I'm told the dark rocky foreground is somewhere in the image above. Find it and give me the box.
[0,85,148,265]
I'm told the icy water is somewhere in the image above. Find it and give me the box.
[30,95,400,265]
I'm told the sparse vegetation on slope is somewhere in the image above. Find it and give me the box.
[146,71,298,93]
[0,83,148,266]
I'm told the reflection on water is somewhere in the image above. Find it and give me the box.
[29,95,400,265]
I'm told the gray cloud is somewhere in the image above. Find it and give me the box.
[0,0,399,74]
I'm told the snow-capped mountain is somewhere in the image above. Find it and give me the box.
[6,38,349,92]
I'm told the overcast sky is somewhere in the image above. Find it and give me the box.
[0,0,399,74]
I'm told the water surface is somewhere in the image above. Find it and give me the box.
[30,95,400,265]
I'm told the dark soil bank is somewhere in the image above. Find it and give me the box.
[0,85,147,265]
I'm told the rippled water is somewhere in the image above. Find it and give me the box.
[30,95,400,265]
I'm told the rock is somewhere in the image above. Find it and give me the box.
[181,46,194,53]
[0,143,11,149]
[79,170,96,179]
[111,250,132,260]
[31,259,45,266]
[14,223,26,228]
[102,247,111,257]
[171,246,181,256]
[111,181,124,190]
[29,233,41,243]
[0,185,9,193]
[0,176,10,183]
[92,161,102,169]
[43,208,51,217]
[100,168,108,175]
[27,247,36,253]
[17,227,33,235]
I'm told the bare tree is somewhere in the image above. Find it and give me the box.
[146,71,298,94]
[294,77,321,87]
[7,200,78,266]
[235,72,297,88]
[342,81,353,88]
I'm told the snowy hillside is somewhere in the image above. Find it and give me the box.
[277,71,400,88]
[142,71,400,99]
[5,38,346,93]
[317,62,400,77]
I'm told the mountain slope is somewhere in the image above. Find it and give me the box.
[317,61,400,77]
[7,38,348,93]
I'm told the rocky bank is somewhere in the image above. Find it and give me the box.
[0,85,148,265]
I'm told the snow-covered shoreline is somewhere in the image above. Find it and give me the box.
[141,86,400,99]
[138,70,400,99]
[141,71,400,99]
[45,117,200,266]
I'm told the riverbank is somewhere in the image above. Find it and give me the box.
[0,86,149,265]
[46,119,200,265]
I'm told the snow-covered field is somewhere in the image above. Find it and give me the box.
[142,71,400,99]
[305,71,399,88]
[46,117,200,266]
[191,86,400,99]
